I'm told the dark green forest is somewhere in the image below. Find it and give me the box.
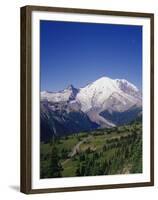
[40,120,142,178]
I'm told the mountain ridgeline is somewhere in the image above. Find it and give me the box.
[41,76,142,142]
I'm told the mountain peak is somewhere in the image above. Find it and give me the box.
[41,75,142,131]
[41,76,141,111]
[66,84,75,90]
[115,79,139,92]
[91,76,115,87]
[96,76,112,82]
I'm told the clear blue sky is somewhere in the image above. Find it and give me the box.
[40,20,142,92]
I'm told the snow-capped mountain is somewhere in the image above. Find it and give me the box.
[41,84,78,102]
[41,76,141,113]
[76,77,141,112]
[40,76,142,141]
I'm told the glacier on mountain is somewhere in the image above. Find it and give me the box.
[40,76,142,130]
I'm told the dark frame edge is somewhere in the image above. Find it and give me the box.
[27,181,153,194]
[20,6,32,194]
[23,5,154,18]
[150,14,154,187]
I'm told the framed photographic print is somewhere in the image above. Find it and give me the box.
[20,5,154,194]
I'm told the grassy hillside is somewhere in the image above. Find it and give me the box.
[40,120,142,178]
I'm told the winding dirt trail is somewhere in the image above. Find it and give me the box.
[61,135,92,165]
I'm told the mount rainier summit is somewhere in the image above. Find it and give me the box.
[40,76,142,142]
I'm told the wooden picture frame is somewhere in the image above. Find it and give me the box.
[20,5,154,194]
